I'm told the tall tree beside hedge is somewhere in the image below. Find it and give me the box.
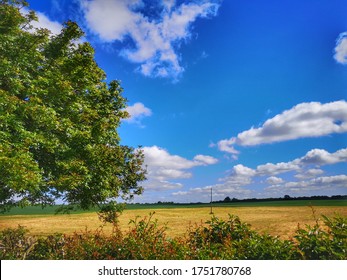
[0,0,146,217]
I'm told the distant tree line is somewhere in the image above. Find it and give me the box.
[128,195,347,206]
[215,195,347,204]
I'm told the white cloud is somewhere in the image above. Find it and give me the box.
[143,146,197,170]
[23,8,86,46]
[81,0,142,41]
[256,162,300,176]
[266,176,284,185]
[309,175,347,188]
[193,154,219,165]
[172,184,252,203]
[162,0,176,12]
[299,148,347,166]
[150,180,183,190]
[124,102,152,125]
[217,100,347,154]
[217,138,239,154]
[197,147,347,199]
[294,168,324,180]
[22,8,62,35]
[252,148,347,178]
[33,11,62,35]
[223,164,255,186]
[265,175,347,195]
[168,147,347,202]
[213,164,257,192]
[231,164,256,177]
[334,32,347,64]
[141,146,218,190]
[80,0,220,79]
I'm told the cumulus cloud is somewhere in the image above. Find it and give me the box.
[309,175,347,189]
[124,102,152,125]
[217,138,239,154]
[217,164,256,189]
[334,32,347,64]
[172,147,347,202]
[81,0,141,41]
[193,154,219,165]
[257,148,347,177]
[266,176,284,185]
[32,11,62,35]
[203,147,347,197]
[22,8,62,35]
[256,162,300,176]
[80,0,221,79]
[299,148,347,166]
[172,164,257,202]
[172,184,252,203]
[260,149,347,196]
[265,175,347,196]
[231,164,256,177]
[294,168,324,180]
[141,146,218,190]
[217,100,347,154]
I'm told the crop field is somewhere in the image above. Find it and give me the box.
[1,200,346,239]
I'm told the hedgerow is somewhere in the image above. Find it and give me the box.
[0,213,346,260]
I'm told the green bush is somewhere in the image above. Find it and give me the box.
[0,213,346,260]
[120,212,183,259]
[184,215,298,259]
[26,212,182,260]
[294,215,347,259]
[27,234,66,260]
[0,226,36,259]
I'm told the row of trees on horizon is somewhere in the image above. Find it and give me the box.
[129,194,347,205]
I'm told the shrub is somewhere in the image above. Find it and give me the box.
[120,212,183,259]
[294,214,347,259]
[0,226,36,260]
[0,213,346,260]
[27,212,182,260]
[184,215,298,260]
[27,234,66,260]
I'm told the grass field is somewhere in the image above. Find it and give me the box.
[1,200,346,239]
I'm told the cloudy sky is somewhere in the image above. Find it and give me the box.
[26,0,347,203]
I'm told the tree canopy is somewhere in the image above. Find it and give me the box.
[0,0,146,217]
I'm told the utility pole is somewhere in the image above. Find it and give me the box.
[210,187,213,214]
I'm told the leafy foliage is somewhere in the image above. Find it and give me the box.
[0,225,36,259]
[295,215,347,259]
[0,0,146,218]
[0,214,346,260]
[184,215,298,259]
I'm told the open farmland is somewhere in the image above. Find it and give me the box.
[1,201,346,239]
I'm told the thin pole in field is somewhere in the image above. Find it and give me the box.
[210,187,213,214]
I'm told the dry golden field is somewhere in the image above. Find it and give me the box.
[1,206,346,239]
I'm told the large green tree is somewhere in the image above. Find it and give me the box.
[0,0,146,216]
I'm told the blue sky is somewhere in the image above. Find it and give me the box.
[26,0,347,203]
